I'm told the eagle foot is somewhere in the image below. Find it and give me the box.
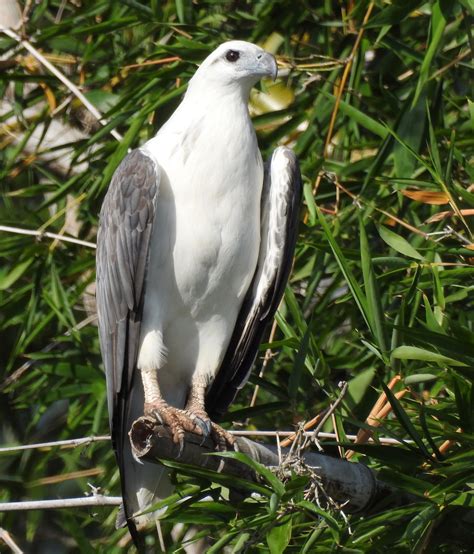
[144,401,198,456]
[209,422,236,452]
[182,408,234,451]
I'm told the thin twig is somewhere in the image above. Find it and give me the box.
[333,179,429,238]
[0,528,23,554]
[307,382,348,446]
[0,430,412,454]
[0,496,122,512]
[0,225,96,249]
[280,410,327,448]
[0,435,110,453]
[0,28,123,142]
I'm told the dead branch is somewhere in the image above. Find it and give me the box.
[0,495,122,512]
[0,527,23,554]
[0,430,410,455]
[0,225,96,249]
[130,417,416,514]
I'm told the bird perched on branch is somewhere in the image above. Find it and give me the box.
[96,40,301,542]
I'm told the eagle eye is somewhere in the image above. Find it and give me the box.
[225,50,240,62]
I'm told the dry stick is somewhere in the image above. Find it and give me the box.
[0,225,96,249]
[0,435,110,453]
[0,28,123,142]
[281,383,349,450]
[280,410,327,448]
[129,418,415,514]
[0,528,23,554]
[0,431,409,455]
[312,382,348,438]
[313,1,375,196]
[365,375,401,425]
[333,179,428,239]
[0,495,122,512]
[346,387,409,460]
[438,427,462,455]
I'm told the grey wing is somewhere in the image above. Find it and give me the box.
[206,146,302,420]
[96,149,158,537]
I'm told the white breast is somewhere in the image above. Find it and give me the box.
[137,94,263,389]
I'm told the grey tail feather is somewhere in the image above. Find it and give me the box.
[115,502,127,529]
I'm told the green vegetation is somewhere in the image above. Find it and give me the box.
[1,1,473,552]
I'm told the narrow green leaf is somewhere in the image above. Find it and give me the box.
[413,0,447,104]
[0,259,33,290]
[209,451,285,496]
[404,373,439,385]
[377,225,424,260]
[359,216,388,353]
[381,382,431,458]
[232,532,250,553]
[320,91,388,138]
[391,345,468,367]
[317,207,371,332]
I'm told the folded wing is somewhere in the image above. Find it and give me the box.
[96,149,159,535]
[206,146,302,419]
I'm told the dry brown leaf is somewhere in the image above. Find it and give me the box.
[401,189,450,205]
[426,208,474,223]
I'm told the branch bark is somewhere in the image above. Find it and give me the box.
[130,417,415,514]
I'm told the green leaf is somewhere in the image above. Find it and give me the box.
[359,216,388,353]
[391,345,468,367]
[266,516,292,554]
[320,91,389,138]
[381,381,431,458]
[413,0,447,104]
[0,259,33,290]
[209,451,285,496]
[404,373,439,385]
[377,225,424,260]
[317,207,371,332]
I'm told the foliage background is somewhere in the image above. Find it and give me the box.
[0,0,473,552]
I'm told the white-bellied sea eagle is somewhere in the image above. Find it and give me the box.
[96,40,302,541]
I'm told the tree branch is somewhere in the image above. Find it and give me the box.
[0,495,122,512]
[130,417,416,514]
[0,225,96,249]
[0,430,409,454]
[0,527,23,554]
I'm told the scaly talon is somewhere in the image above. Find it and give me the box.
[144,401,198,455]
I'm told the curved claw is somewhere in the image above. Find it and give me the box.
[152,410,164,426]
[195,417,212,441]
[177,435,185,458]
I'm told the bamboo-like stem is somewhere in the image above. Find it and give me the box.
[0,225,96,249]
[0,495,122,512]
[0,528,23,554]
[0,430,412,454]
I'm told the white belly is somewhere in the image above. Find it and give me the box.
[137,125,263,398]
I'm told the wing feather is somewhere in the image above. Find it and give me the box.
[206,146,302,419]
[96,148,159,535]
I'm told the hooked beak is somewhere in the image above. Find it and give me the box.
[257,51,278,81]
